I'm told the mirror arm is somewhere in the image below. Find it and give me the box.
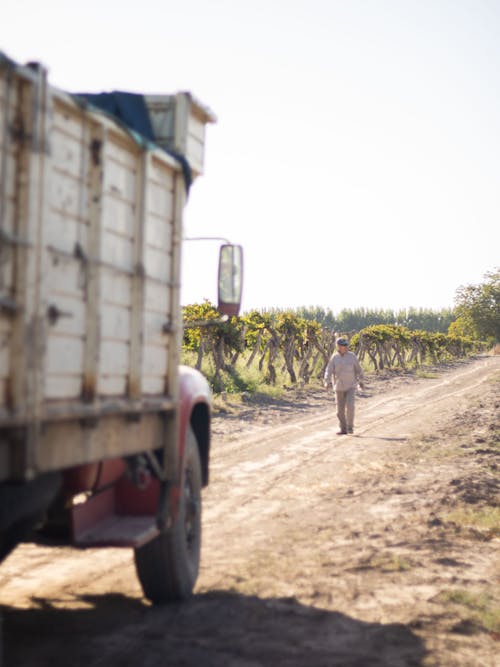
[182,316,229,329]
[183,236,231,243]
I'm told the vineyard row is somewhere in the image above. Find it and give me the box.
[182,305,484,390]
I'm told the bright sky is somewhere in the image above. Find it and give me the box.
[3,0,499,314]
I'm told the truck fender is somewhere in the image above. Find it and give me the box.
[178,365,211,486]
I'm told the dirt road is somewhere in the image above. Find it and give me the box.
[1,355,499,666]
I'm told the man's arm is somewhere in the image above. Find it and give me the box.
[323,355,335,388]
[354,355,365,389]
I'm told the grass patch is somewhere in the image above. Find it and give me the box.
[182,349,292,398]
[442,506,500,540]
[403,434,461,465]
[436,589,500,635]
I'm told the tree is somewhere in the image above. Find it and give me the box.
[453,268,500,343]
[448,315,475,339]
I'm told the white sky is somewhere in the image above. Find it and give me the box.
[3,0,499,314]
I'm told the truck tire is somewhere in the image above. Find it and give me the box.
[134,426,202,603]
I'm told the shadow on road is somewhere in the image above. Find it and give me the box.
[3,589,427,666]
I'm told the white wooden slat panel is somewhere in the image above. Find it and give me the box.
[96,137,136,395]
[45,375,82,399]
[149,157,175,186]
[98,375,127,396]
[100,303,131,340]
[100,272,132,307]
[142,157,177,398]
[143,311,167,344]
[104,156,138,203]
[142,343,168,377]
[45,259,85,299]
[46,294,86,337]
[141,376,165,395]
[148,180,174,219]
[99,340,129,375]
[45,212,88,254]
[143,157,174,289]
[101,229,134,273]
[49,171,85,219]
[188,114,206,142]
[145,213,173,250]
[106,133,140,171]
[144,246,170,283]
[51,100,86,141]
[186,115,206,174]
[46,335,84,375]
[102,195,135,238]
[44,244,86,398]
[186,134,205,175]
[51,129,84,179]
[79,122,137,399]
[98,187,134,398]
[44,97,88,402]
[0,154,17,209]
[144,281,169,314]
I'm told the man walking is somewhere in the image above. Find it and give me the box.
[323,337,365,435]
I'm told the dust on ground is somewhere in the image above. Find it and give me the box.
[1,355,499,666]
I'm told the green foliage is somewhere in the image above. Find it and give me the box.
[448,315,476,339]
[182,301,222,350]
[454,268,500,343]
[240,310,273,348]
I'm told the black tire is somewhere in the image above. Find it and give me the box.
[134,426,202,603]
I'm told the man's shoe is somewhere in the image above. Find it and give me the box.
[336,430,347,435]
[347,427,353,434]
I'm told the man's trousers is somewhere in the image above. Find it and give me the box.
[335,387,356,432]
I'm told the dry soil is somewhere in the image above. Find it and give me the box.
[1,354,499,667]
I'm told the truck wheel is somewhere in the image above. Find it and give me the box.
[134,426,202,603]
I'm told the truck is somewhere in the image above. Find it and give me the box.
[0,52,243,603]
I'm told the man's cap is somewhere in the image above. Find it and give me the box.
[336,337,349,346]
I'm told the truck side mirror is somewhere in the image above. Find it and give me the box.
[217,244,243,317]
